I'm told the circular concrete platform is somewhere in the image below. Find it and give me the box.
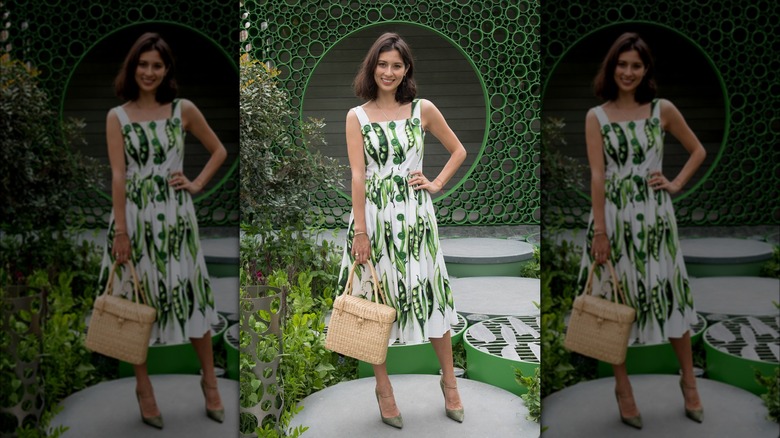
[690,277,779,317]
[52,375,238,437]
[681,238,774,277]
[441,238,534,277]
[211,276,239,318]
[450,276,540,317]
[291,375,536,437]
[201,237,239,277]
[542,375,776,437]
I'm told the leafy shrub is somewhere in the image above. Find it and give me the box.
[239,56,343,227]
[760,246,780,279]
[755,367,780,422]
[516,367,540,422]
[0,55,98,238]
[540,117,588,227]
[521,245,540,279]
[539,234,597,398]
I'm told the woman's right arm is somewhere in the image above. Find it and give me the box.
[107,109,130,263]
[346,110,370,264]
[585,108,609,264]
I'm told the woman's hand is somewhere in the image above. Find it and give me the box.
[648,170,681,194]
[591,233,610,265]
[352,233,371,264]
[112,232,131,264]
[169,170,202,194]
[408,170,442,194]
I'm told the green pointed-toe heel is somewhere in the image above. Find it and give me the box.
[679,378,704,423]
[200,379,225,423]
[375,389,403,429]
[135,391,164,429]
[440,378,465,423]
[614,391,642,429]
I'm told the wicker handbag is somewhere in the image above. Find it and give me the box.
[325,261,397,365]
[564,260,636,365]
[85,261,156,365]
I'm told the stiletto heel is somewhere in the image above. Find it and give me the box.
[200,378,225,423]
[440,377,464,423]
[135,390,164,429]
[614,390,642,429]
[375,389,403,429]
[679,378,704,423]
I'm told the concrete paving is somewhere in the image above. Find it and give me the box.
[440,237,534,264]
[201,236,240,264]
[290,374,537,437]
[450,276,540,317]
[541,375,778,437]
[211,276,239,317]
[52,375,238,437]
[690,276,780,317]
[681,237,775,264]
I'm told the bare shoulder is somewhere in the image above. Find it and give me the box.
[178,98,197,113]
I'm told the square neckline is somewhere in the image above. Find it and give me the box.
[119,100,178,125]
[359,99,418,125]
[598,100,656,125]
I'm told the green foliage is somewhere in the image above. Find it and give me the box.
[755,367,780,423]
[516,367,540,423]
[239,56,344,227]
[539,234,597,398]
[521,245,540,279]
[760,246,780,279]
[0,55,99,237]
[540,117,588,226]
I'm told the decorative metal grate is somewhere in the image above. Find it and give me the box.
[243,0,540,226]
[226,322,239,350]
[465,315,540,363]
[705,315,779,363]
[542,0,780,225]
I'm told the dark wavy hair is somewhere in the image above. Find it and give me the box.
[114,32,178,103]
[593,32,657,103]
[353,32,417,103]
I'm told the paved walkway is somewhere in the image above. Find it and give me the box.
[52,375,238,437]
[290,374,537,437]
[541,375,777,437]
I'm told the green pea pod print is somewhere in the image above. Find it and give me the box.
[603,126,619,164]
[632,175,646,203]
[614,124,629,165]
[133,124,150,164]
[397,279,408,329]
[151,126,165,165]
[165,118,178,151]
[381,272,396,310]
[372,124,389,165]
[363,129,381,165]
[425,279,434,318]
[405,119,417,152]
[411,281,426,331]
[124,126,141,165]
[434,266,446,314]
[643,119,656,152]
[389,128,406,165]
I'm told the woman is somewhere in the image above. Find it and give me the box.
[100,32,227,429]
[581,32,706,429]
[339,32,467,429]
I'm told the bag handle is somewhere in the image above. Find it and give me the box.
[582,260,629,305]
[102,260,148,307]
[342,261,389,306]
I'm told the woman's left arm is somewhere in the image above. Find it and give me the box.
[170,99,228,194]
[409,99,467,193]
[650,99,706,194]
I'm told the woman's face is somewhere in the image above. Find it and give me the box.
[374,49,407,94]
[135,49,167,94]
[613,49,646,95]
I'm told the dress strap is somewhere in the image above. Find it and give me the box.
[650,98,661,121]
[113,105,131,126]
[593,105,611,127]
[352,105,371,127]
[171,99,181,119]
[411,98,421,120]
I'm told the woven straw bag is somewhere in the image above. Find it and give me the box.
[325,261,397,365]
[564,260,636,365]
[86,261,156,365]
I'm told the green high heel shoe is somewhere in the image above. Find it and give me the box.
[375,389,403,429]
[135,391,164,429]
[614,390,642,429]
[679,378,704,423]
[440,378,465,423]
[200,379,225,423]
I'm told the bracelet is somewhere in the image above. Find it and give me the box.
[353,231,367,238]
[114,231,127,237]
[593,231,606,237]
